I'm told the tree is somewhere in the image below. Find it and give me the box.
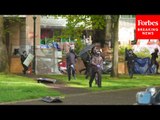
[53,15,120,77]
[0,16,23,73]
[53,15,107,47]
[0,16,9,72]
[110,15,120,77]
[91,15,107,47]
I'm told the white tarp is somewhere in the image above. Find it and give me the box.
[23,53,34,67]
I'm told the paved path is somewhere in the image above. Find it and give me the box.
[0,74,149,105]
[2,87,145,105]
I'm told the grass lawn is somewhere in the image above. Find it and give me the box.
[1,73,160,103]
[45,74,160,91]
[0,73,62,103]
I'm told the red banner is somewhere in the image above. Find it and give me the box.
[136,15,160,39]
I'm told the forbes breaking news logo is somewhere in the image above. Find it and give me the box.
[136,15,160,39]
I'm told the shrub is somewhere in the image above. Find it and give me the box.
[134,47,151,58]
[119,45,132,56]
[74,39,85,55]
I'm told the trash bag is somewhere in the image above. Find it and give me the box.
[41,96,62,103]
[37,78,56,84]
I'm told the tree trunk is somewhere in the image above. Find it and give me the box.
[111,15,119,77]
[0,16,9,73]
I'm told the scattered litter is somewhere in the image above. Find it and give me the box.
[37,78,56,84]
[41,96,62,103]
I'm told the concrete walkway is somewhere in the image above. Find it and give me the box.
[2,86,145,105]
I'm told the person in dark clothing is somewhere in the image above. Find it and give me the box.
[66,48,78,81]
[84,51,92,79]
[79,46,97,79]
[79,50,92,79]
[145,48,159,73]
[85,46,98,79]
[20,51,28,74]
[151,48,159,73]
[125,49,137,78]
[89,50,103,88]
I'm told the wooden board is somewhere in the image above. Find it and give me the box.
[10,57,23,73]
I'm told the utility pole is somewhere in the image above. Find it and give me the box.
[33,15,37,74]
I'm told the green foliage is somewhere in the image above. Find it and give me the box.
[119,46,152,58]
[118,46,160,62]
[52,15,107,42]
[4,16,24,24]
[90,15,106,30]
[134,48,160,62]
[118,46,151,61]
[118,45,132,56]
[135,47,151,58]
[4,16,25,35]
[74,39,85,54]
[52,30,61,42]
[61,26,83,41]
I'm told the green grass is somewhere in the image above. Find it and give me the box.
[1,73,160,103]
[0,73,62,103]
[45,74,160,91]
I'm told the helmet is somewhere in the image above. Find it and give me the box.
[155,48,159,52]
[128,49,133,54]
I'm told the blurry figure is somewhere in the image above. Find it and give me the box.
[63,42,70,53]
[145,48,159,74]
[151,48,159,73]
[125,48,137,78]
[87,46,98,79]
[20,51,28,74]
[13,48,20,56]
[82,46,97,79]
[66,48,78,81]
[79,50,92,78]
[70,43,75,50]
[89,50,103,88]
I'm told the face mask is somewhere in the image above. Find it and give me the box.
[96,52,100,56]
